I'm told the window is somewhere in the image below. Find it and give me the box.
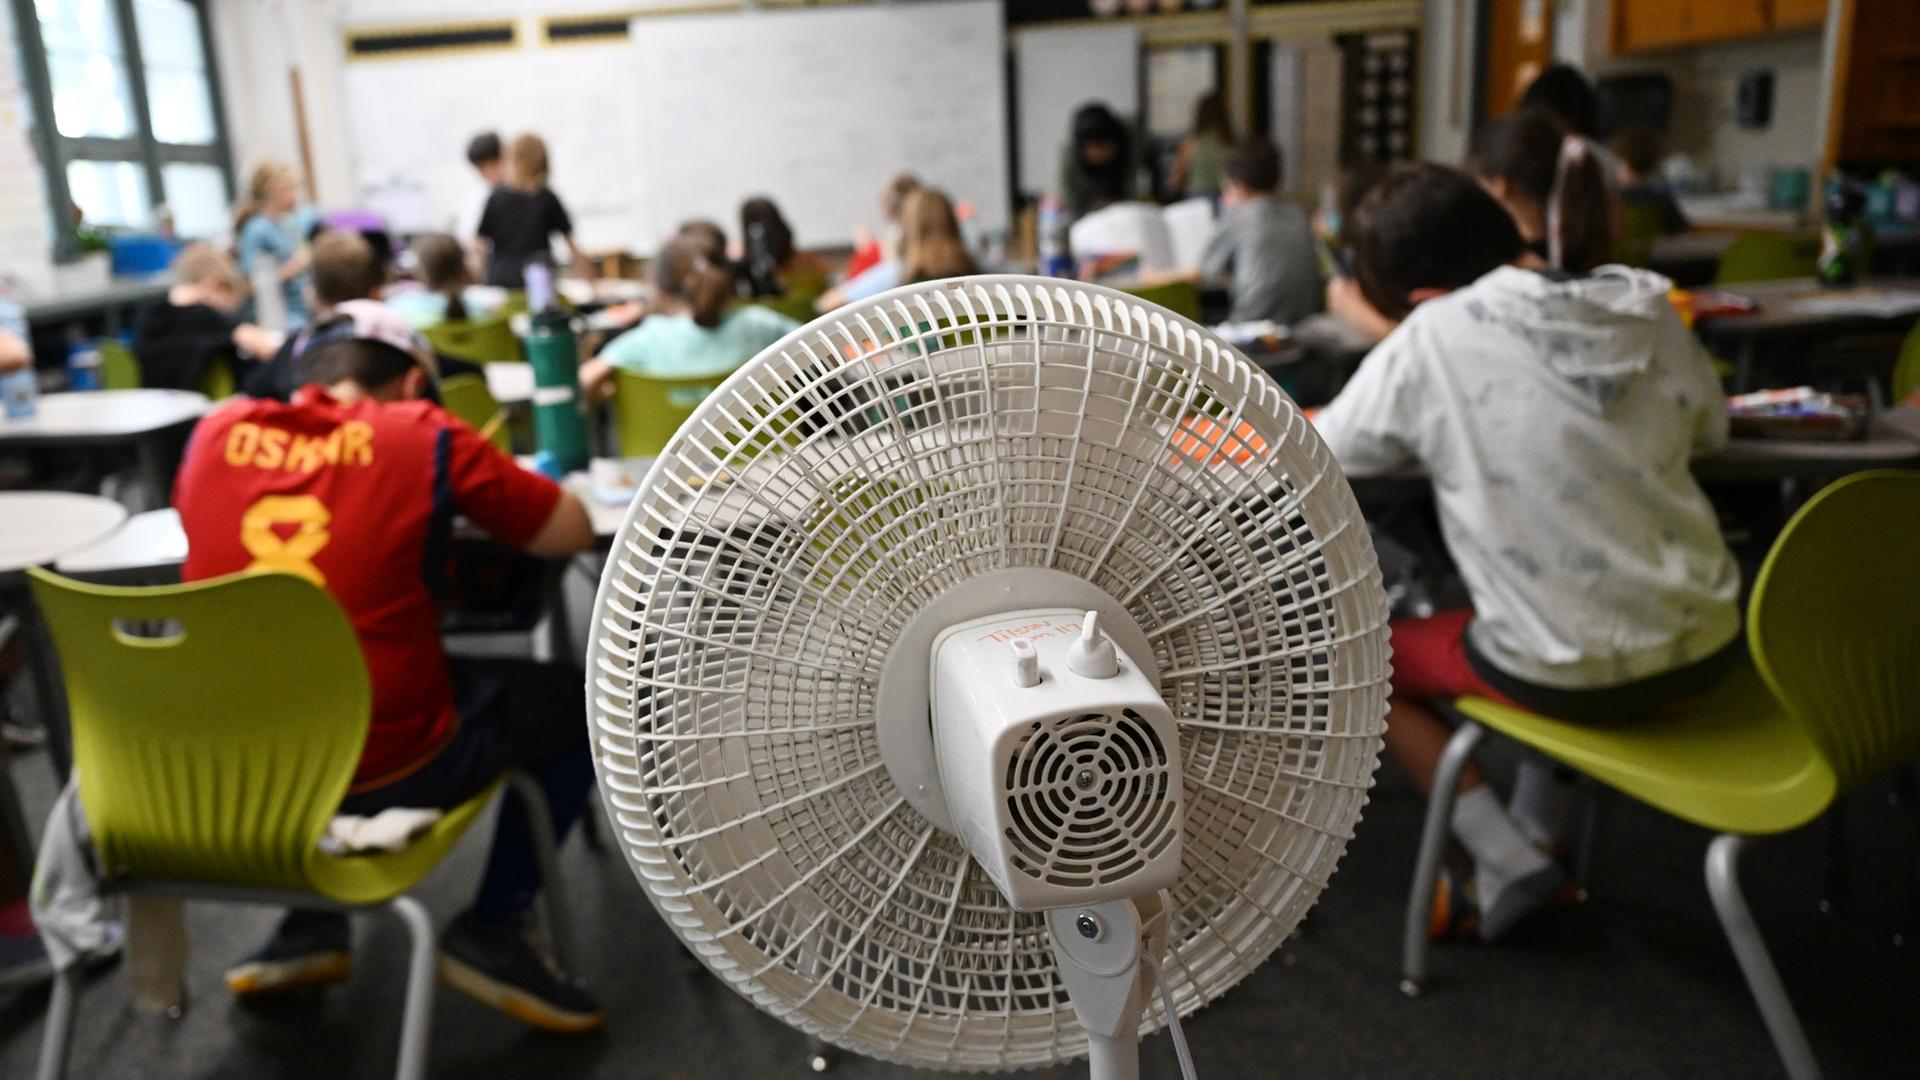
[11,0,231,254]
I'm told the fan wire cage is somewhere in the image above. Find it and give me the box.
[588,276,1390,1069]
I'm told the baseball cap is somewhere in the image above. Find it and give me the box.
[298,299,439,381]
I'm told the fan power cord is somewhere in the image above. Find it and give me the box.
[1140,952,1199,1080]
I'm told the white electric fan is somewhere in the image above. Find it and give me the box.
[587,276,1390,1079]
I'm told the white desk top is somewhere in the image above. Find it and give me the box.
[483,362,534,405]
[0,492,128,573]
[54,507,187,577]
[0,389,211,444]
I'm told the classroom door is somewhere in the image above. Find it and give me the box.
[1483,0,1553,121]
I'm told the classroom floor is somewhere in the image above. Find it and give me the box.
[2,735,1915,1080]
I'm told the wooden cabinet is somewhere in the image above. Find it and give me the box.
[1687,0,1770,42]
[1615,0,1690,51]
[1613,0,1827,53]
[1771,0,1830,32]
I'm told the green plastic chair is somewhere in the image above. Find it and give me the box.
[1615,203,1666,269]
[753,292,819,325]
[421,316,522,365]
[1715,231,1820,285]
[438,373,509,451]
[1893,322,1920,405]
[27,568,574,1080]
[1400,471,1920,1080]
[611,366,730,458]
[1117,279,1203,322]
[199,356,236,401]
[97,341,140,390]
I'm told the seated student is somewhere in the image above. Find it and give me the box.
[1469,105,1616,273]
[817,187,976,311]
[477,133,588,288]
[737,197,830,301]
[1061,102,1136,221]
[173,303,602,1030]
[242,230,388,401]
[1193,137,1323,325]
[1609,126,1688,236]
[131,244,281,390]
[1312,163,1740,942]
[841,173,919,283]
[581,233,797,400]
[387,233,501,330]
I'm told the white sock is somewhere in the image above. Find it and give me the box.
[1451,785,1563,940]
[1509,760,1577,850]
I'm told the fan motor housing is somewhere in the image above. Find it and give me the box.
[931,608,1183,911]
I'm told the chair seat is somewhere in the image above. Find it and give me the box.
[1455,662,1836,836]
[303,779,502,907]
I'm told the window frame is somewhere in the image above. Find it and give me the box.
[11,0,235,260]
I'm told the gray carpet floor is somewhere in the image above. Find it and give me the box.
[2,737,1915,1080]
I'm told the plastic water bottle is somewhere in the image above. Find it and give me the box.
[66,340,102,391]
[1037,195,1071,278]
[1818,179,1870,288]
[0,294,36,419]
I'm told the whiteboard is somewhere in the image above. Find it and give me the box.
[1012,23,1141,199]
[340,41,644,253]
[628,0,1008,252]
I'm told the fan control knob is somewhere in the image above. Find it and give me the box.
[1067,610,1119,679]
[1009,638,1040,688]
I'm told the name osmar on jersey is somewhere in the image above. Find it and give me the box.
[224,420,375,473]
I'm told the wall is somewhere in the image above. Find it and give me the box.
[1417,0,1477,164]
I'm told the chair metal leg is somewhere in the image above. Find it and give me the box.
[577,784,606,853]
[1571,783,1601,902]
[1705,834,1823,1080]
[387,895,437,1080]
[508,771,576,974]
[1401,721,1485,997]
[1820,800,1850,916]
[34,968,80,1080]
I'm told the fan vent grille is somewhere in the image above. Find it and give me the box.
[1003,710,1177,889]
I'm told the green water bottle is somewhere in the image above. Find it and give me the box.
[522,263,589,478]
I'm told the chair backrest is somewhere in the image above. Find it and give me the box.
[438,373,509,451]
[1747,471,1920,793]
[753,293,818,325]
[612,367,727,457]
[26,568,371,891]
[199,356,235,401]
[99,341,140,390]
[1118,280,1203,322]
[1614,203,1666,269]
[422,317,522,365]
[1893,322,1920,406]
[1715,231,1819,285]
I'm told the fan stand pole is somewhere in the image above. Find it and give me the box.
[1046,895,1170,1080]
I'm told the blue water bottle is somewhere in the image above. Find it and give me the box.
[0,296,36,418]
[1038,195,1072,278]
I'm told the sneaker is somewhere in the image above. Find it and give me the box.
[0,930,53,990]
[438,912,603,1033]
[224,911,352,997]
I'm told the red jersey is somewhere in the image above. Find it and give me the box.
[175,386,562,791]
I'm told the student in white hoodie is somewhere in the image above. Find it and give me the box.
[1314,163,1741,942]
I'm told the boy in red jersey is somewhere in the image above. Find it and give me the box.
[174,301,602,1031]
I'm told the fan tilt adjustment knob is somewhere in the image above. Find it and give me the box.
[1066,610,1119,679]
[1009,638,1040,688]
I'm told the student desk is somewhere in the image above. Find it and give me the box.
[1692,278,1920,392]
[0,389,211,509]
[0,493,128,794]
[53,508,186,584]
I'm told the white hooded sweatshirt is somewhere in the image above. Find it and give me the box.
[1315,264,1741,689]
